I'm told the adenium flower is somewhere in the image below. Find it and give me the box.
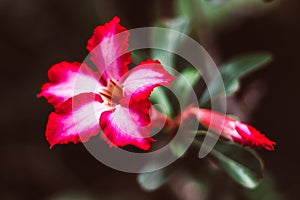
[183,107,276,150]
[39,17,174,150]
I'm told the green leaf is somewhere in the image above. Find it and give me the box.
[201,0,279,27]
[220,53,272,82]
[243,173,284,200]
[200,53,272,105]
[131,51,148,65]
[151,16,190,73]
[150,87,173,117]
[175,0,203,34]
[208,142,264,188]
[173,68,201,108]
[137,168,169,191]
[175,0,194,18]
[150,16,190,116]
[170,141,187,158]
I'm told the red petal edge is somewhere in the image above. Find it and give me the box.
[86,16,131,82]
[122,60,175,126]
[38,61,100,108]
[46,93,106,148]
[235,123,276,151]
[100,106,154,150]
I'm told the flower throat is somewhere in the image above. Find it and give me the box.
[99,79,124,105]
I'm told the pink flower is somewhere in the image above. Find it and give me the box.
[39,17,174,150]
[183,107,276,150]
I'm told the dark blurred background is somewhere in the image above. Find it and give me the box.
[1,0,299,199]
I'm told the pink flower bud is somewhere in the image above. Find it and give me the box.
[187,107,276,150]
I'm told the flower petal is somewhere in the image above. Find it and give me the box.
[126,96,152,126]
[46,93,110,148]
[234,123,276,151]
[87,16,131,82]
[121,60,175,125]
[122,60,175,99]
[100,105,154,150]
[38,61,101,107]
